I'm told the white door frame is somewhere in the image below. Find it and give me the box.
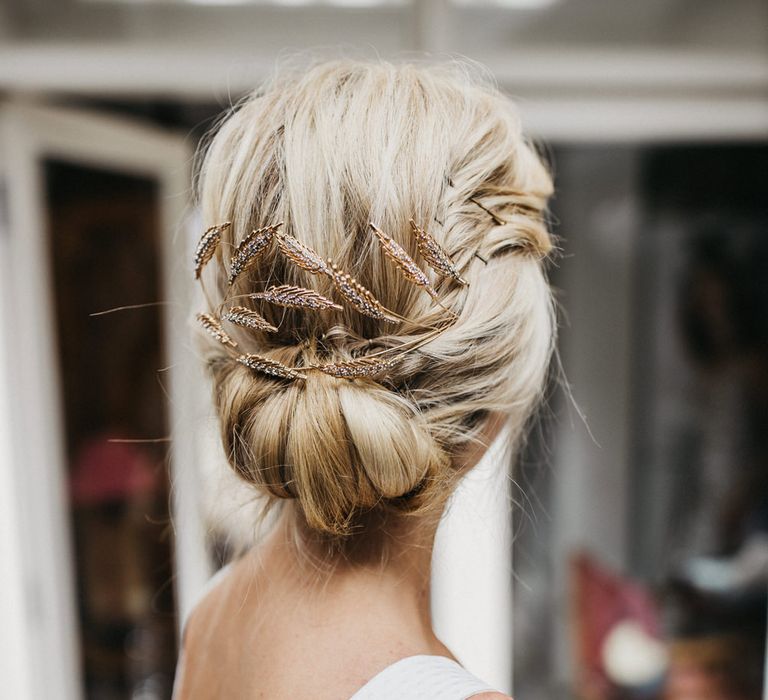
[0,99,210,700]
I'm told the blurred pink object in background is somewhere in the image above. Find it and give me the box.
[70,434,157,506]
[572,551,664,698]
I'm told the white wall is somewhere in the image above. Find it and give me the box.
[549,147,642,685]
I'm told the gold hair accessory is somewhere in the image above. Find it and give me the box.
[197,312,237,348]
[228,222,283,286]
[408,219,469,286]
[324,260,402,323]
[274,228,402,322]
[194,222,230,279]
[237,353,306,380]
[222,306,278,333]
[253,284,343,311]
[369,222,439,300]
[311,355,402,379]
[193,219,468,381]
[274,230,330,275]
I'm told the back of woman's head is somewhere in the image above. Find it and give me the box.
[193,58,556,555]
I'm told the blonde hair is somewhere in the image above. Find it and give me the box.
[193,58,556,555]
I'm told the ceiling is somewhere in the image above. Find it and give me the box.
[2,0,766,52]
[0,0,765,141]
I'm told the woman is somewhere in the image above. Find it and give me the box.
[174,58,556,699]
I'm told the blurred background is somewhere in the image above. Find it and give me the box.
[0,1,766,699]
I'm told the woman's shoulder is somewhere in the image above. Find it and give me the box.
[173,560,246,699]
[180,547,269,650]
[180,560,236,641]
[471,694,512,700]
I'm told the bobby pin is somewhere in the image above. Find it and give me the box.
[470,195,542,223]
[469,197,506,226]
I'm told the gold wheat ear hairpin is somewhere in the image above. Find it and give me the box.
[323,260,403,324]
[228,222,284,286]
[194,222,231,279]
[237,353,306,381]
[273,229,402,324]
[310,355,403,379]
[252,284,343,311]
[369,222,440,300]
[197,312,237,348]
[408,219,469,286]
[274,230,331,275]
[222,306,278,333]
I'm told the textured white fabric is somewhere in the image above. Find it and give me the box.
[348,655,497,700]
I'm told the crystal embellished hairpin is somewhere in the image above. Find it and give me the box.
[193,195,536,382]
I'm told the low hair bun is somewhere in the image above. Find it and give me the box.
[212,358,451,537]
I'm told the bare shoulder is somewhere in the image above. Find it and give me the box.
[470,693,513,700]
[174,559,248,697]
[180,561,236,643]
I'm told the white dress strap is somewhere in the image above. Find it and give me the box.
[349,655,497,700]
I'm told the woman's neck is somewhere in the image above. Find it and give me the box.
[249,505,454,659]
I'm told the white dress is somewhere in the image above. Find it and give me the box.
[349,655,497,699]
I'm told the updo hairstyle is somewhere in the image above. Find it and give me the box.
[193,58,556,552]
